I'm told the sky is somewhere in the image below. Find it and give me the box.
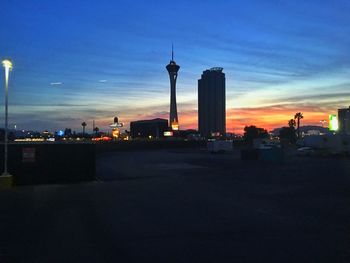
[0,0,350,134]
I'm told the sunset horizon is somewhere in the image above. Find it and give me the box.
[1,1,349,134]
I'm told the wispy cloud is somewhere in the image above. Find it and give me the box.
[50,82,63,86]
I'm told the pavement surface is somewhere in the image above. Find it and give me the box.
[1,148,350,262]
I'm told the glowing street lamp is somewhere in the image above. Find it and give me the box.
[2,59,12,177]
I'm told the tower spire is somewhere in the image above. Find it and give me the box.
[172,43,174,61]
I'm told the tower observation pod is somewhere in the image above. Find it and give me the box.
[166,45,180,131]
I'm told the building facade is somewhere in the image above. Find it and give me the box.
[338,107,350,135]
[198,67,226,137]
[166,47,180,131]
[130,118,168,139]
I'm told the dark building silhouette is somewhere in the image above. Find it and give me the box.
[338,106,350,135]
[198,67,226,137]
[0,129,16,141]
[166,46,180,131]
[130,118,168,139]
[64,128,72,136]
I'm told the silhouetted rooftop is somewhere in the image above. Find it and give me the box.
[210,67,223,72]
[130,118,168,124]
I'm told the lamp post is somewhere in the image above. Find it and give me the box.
[2,59,12,176]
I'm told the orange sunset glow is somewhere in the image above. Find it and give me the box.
[96,104,331,135]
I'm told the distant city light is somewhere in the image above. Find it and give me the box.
[319,120,327,127]
[112,129,120,138]
[92,136,112,141]
[171,121,179,131]
[164,131,173,137]
[57,130,64,136]
[329,114,338,131]
[15,138,45,142]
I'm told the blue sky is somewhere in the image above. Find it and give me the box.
[0,0,350,133]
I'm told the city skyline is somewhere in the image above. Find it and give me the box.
[1,1,350,134]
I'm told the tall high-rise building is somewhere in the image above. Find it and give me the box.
[166,46,180,130]
[198,67,226,137]
[338,106,350,135]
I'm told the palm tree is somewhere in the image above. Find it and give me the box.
[288,119,296,128]
[81,122,87,136]
[294,112,304,139]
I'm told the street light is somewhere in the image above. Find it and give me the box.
[2,59,12,177]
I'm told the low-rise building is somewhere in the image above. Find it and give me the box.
[130,118,168,139]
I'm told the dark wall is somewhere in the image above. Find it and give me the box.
[0,143,95,185]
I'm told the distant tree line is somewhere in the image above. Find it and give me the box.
[243,125,269,144]
[243,112,304,146]
[279,112,304,144]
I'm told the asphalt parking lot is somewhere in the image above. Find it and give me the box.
[1,148,350,262]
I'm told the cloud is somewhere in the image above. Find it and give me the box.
[50,82,62,86]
